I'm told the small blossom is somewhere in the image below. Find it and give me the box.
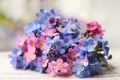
[72,60,84,76]
[36,36,46,49]
[81,38,97,52]
[56,58,69,74]
[42,27,58,37]
[42,43,51,55]
[16,35,27,47]
[68,48,77,61]
[47,61,58,76]
[24,50,36,64]
[89,62,103,75]
[86,21,104,36]
[52,40,66,54]
[24,19,41,35]
[37,56,49,68]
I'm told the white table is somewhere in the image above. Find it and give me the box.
[0,49,120,80]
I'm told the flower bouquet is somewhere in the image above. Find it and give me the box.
[9,9,112,78]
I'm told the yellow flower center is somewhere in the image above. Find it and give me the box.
[58,64,62,68]
[69,40,73,43]
[46,46,49,50]
[47,31,52,35]
[51,67,55,71]
[56,45,60,49]
[81,60,85,64]
[67,25,71,29]
[29,52,33,57]
[42,61,45,65]
[72,52,76,57]
[88,26,93,30]
[39,42,43,47]
[87,45,91,49]
[77,66,81,70]
[31,42,35,46]
[21,40,24,45]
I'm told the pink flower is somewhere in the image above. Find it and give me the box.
[68,48,78,61]
[42,27,58,37]
[24,49,36,63]
[86,21,98,31]
[26,33,36,51]
[86,21,104,36]
[47,61,58,76]
[57,67,73,76]
[37,56,49,68]
[36,36,46,49]
[27,33,36,47]
[78,56,89,66]
[56,58,69,74]
[16,35,27,47]
[56,58,72,76]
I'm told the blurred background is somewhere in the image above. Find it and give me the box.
[0,0,120,51]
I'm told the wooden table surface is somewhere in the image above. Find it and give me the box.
[0,49,120,80]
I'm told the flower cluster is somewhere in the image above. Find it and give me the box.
[9,9,111,78]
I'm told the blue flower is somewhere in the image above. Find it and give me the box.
[101,40,109,56]
[62,18,82,33]
[64,34,78,47]
[72,61,84,74]
[24,19,41,35]
[35,66,43,72]
[29,60,37,70]
[89,62,103,75]
[52,39,66,54]
[72,60,90,78]
[78,67,90,78]
[9,48,23,67]
[95,34,109,56]
[62,24,74,33]
[81,38,97,52]
[87,56,97,63]
[37,9,49,24]
[9,48,23,59]
[28,60,43,72]
[10,56,28,70]
[42,43,51,56]
[76,46,86,57]
[49,9,60,19]
[36,9,60,28]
